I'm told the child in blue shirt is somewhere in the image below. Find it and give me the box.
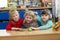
[31,9,53,30]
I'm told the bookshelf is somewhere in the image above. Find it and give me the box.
[0,7,52,11]
[0,0,52,11]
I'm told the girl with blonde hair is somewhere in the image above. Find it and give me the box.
[6,9,24,30]
[23,11,39,28]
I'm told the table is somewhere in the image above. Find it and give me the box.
[0,29,60,40]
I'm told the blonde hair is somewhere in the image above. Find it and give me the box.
[24,11,36,21]
[9,9,19,20]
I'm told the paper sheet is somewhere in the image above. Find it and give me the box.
[0,30,10,36]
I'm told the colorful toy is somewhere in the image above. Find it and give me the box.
[52,21,60,31]
[28,27,32,32]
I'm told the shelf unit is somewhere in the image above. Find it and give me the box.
[0,7,52,11]
[0,0,52,11]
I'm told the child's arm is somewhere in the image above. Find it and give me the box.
[36,15,43,25]
[6,21,12,30]
[11,27,22,31]
[40,20,53,30]
[31,27,40,30]
[6,22,21,31]
[36,15,41,21]
[31,20,53,30]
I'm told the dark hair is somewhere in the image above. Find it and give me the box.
[41,10,50,15]
[41,9,52,20]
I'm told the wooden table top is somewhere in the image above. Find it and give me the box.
[0,28,60,37]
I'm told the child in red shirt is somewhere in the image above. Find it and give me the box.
[6,9,24,30]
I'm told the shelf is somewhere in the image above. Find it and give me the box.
[28,7,52,10]
[0,7,52,11]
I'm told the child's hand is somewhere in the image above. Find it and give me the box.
[12,27,20,31]
[31,27,40,30]
[30,27,37,30]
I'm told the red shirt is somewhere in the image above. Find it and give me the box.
[6,18,24,30]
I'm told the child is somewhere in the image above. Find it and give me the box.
[6,9,24,30]
[31,9,53,30]
[23,11,39,28]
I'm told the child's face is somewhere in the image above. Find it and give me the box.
[12,13,19,22]
[25,15,33,23]
[41,14,49,22]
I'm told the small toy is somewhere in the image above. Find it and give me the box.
[28,27,32,32]
[52,21,60,31]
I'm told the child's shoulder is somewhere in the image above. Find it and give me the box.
[48,20,52,22]
[8,20,13,24]
[47,20,53,23]
[19,18,24,20]
[19,18,24,21]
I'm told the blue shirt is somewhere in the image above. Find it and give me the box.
[36,15,53,30]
